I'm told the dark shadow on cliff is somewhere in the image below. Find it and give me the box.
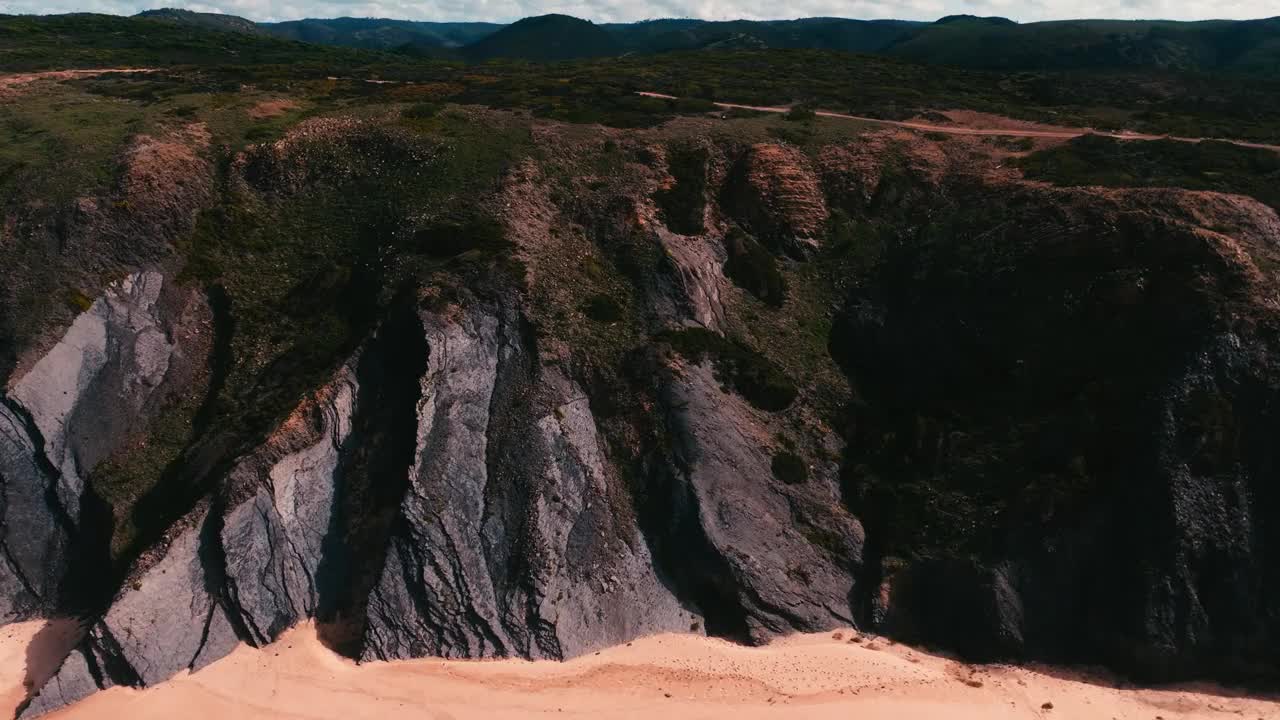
[314,294,428,657]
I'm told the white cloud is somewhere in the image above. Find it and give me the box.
[0,0,1273,23]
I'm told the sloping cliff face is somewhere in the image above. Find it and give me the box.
[4,114,1280,716]
[1,271,210,624]
[361,302,695,661]
[828,174,1280,681]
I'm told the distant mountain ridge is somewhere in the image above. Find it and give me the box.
[462,14,618,61]
[128,9,1280,73]
[261,16,501,50]
[135,8,267,35]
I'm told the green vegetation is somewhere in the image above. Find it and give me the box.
[462,14,618,61]
[84,110,533,561]
[402,101,443,120]
[0,82,142,203]
[723,228,786,307]
[582,294,624,323]
[263,17,500,51]
[771,451,808,484]
[4,9,1279,574]
[886,17,1280,75]
[1018,135,1280,211]
[653,146,709,235]
[660,327,798,411]
[115,11,1280,76]
[5,15,1280,142]
[0,13,377,71]
[784,106,816,122]
[90,391,206,558]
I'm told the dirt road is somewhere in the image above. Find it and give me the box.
[0,68,155,98]
[636,91,1280,152]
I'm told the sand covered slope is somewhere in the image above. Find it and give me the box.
[3,621,1277,720]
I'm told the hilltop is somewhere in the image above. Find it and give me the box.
[113,9,1280,72]
[463,13,618,60]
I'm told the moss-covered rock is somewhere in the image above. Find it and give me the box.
[771,451,808,484]
[723,228,786,307]
[659,327,797,412]
[654,145,709,235]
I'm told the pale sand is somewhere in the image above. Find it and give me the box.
[2,621,1277,720]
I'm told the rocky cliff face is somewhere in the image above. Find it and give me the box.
[829,174,1280,681]
[361,301,696,661]
[4,111,1280,716]
[1,271,209,624]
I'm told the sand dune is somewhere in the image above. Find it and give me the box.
[2,621,1277,720]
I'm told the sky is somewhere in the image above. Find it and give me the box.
[0,0,1274,24]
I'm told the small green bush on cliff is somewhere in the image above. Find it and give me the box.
[582,294,624,323]
[659,327,798,411]
[654,145,709,235]
[723,228,786,307]
[771,451,808,484]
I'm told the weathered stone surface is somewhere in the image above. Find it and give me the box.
[0,270,207,622]
[661,361,862,642]
[93,507,229,686]
[655,226,727,331]
[522,366,698,657]
[722,143,828,256]
[10,271,173,520]
[222,365,358,645]
[0,400,68,623]
[362,305,511,660]
[362,304,697,662]
[17,648,105,720]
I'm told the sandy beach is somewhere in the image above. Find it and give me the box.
[1,621,1275,720]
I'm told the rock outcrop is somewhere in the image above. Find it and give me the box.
[654,361,862,642]
[831,178,1280,681]
[7,113,1280,719]
[0,271,209,623]
[0,399,69,623]
[722,143,828,256]
[362,302,697,661]
[221,364,358,646]
[19,504,238,719]
[20,360,360,717]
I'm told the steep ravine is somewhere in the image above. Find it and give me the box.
[3,116,1280,717]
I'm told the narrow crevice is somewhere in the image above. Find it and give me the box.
[189,603,220,670]
[314,295,429,657]
[190,284,235,438]
[479,307,545,658]
[55,483,114,617]
[197,498,255,649]
[646,460,752,642]
[88,624,143,689]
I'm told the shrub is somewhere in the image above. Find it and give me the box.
[660,328,798,411]
[409,215,506,258]
[582,294,623,323]
[723,228,785,307]
[771,451,808,484]
[784,106,817,122]
[403,101,443,119]
[654,145,709,235]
